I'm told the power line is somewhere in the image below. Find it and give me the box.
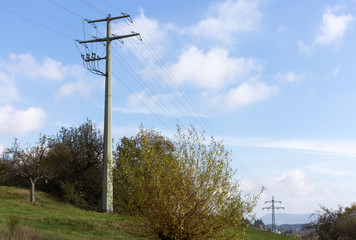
[74,11,180,133]
[0,5,74,40]
[93,24,188,128]
[110,67,176,135]
[79,0,106,16]
[47,0,85,19]
[100,0,121,13]
[17,0,81,31]
[110,26,196,126]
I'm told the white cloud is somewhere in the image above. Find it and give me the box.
[111,125,139,139]
[131,9,166,45]
[333,65,340,76]
[113,9,171,58]
[242,169,316,215]
[190,0,262,43]
[315,8,354,45]
[227,137,356,158]
[0,71,19,103]
[276,169,315,196]
[0,105,46,136]
[209,81,278,110]
[277,25,288,33]
[297,40,313,56]
[114,90,184,116]
[275,71,306,83]
[55,78,95,101]
[1,53,65,81]
[168,46,261,89]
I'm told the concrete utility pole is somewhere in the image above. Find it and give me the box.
[77,14,140,213]
[262,196,285,233]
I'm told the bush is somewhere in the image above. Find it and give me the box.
[114,126,260,240]
[303,204,356,240]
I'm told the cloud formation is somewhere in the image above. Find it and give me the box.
[167,46,261,90]
[55,78,95,101]
[298,6,354,55]
[209,81,278,110]
[275,71,307,83]
[115,90,185,117]
[0,71,19,104]
[315,8,354,45]
[190,0,262,43]
[275,169,315,196]
[0,105,46,136]
[1,53,65,81]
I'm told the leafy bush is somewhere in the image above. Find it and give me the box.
[114,126,260,240]
[304,204,356,240]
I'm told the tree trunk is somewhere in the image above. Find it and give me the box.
[30,178,36,203]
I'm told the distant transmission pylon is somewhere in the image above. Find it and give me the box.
[76,13,141,213]
[262,196,284,233]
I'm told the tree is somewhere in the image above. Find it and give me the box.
[303,205,356,240]
[253,219,265,230]
[4,135,50,203]
[114,126,260,240]
[46,120,103,209]
[335,203,356,240]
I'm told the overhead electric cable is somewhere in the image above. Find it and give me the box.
[79,0,106,16]
[91,24,185,127]
[100,0,121,13]
[110,48,180,127]
[17,0,81,31]
[0,5,74,40]
[108,64,175,135]
[110,24,205,127]
[47,0,85,19]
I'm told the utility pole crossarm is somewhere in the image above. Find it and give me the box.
[86,14,131,23]
[77,32,140,44]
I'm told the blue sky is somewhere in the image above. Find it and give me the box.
[1,0,356,219]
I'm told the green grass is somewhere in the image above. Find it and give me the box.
[0,186,298,240]
[245,228,298,240]
[0,186,145,239]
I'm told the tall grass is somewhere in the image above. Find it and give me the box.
[0,215,50,240]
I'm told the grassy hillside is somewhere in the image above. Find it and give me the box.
[0,186,144,239]
[0,186,298,240]
[245,228,298,240]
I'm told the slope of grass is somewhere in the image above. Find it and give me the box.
[245,228,299,240]
[0,186,298,240]
[0,186,144,240]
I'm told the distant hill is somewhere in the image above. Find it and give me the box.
[261,213,316,225]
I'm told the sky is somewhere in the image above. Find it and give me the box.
[0,0,356,220]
